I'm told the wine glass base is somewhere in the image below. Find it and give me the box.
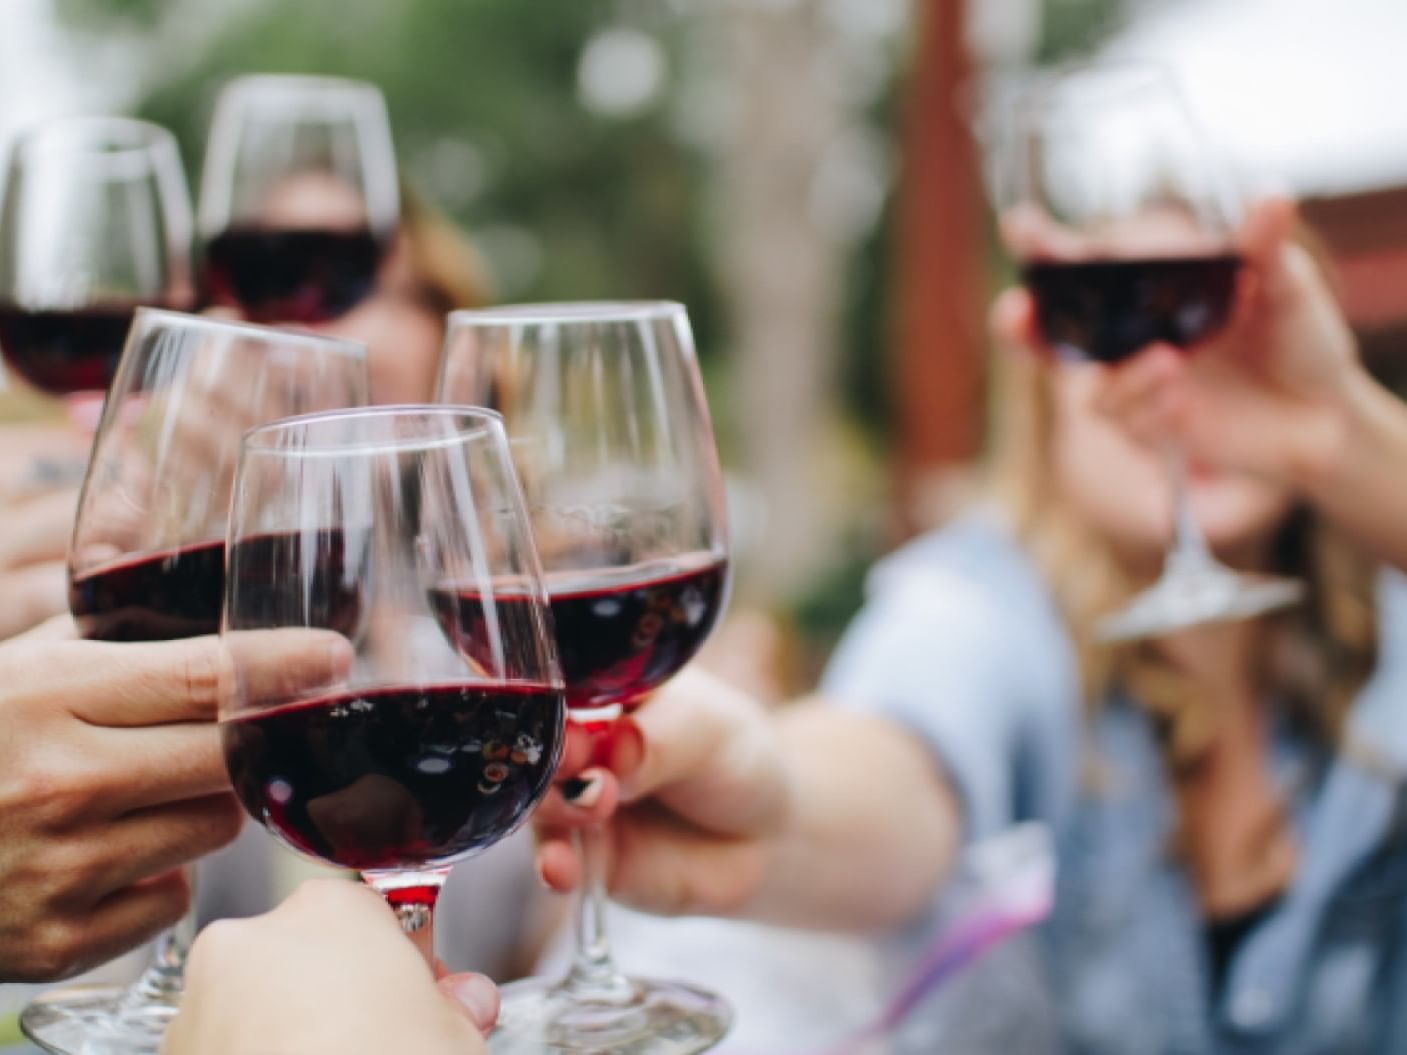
[21,984,177,1055]
[1098,568,1304,642]
[489,975,732,1055]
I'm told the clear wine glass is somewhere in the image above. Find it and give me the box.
[438,303,733,1054]
[220,405,565,957]
[21,310,366,1055]
[0,116,194,402]
[998,63,1303,640]
[197,74,398,324]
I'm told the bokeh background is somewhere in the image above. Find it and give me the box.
[4,0,1407,687]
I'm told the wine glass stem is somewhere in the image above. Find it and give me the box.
[562,821,633,1001]
[1166,444,1215,574]
[127,868,197,1008]
[365,871,446,965]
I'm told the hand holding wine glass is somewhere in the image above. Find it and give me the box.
[533,667,789,917]
[1075,199,1357,480]
[167,880,500,1055]
[0,630,349,984]
[998,63,1302,640]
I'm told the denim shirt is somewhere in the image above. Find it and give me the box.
[822,514,1407,1054]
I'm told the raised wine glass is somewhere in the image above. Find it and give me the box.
[438,302,733,1054]
[999,63,1303,640]
[220,406,565,958]
[198,74,398,324]
[20,310,366,1055]
[0,117,194,401]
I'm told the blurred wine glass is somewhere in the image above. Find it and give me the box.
[0,116,194,400]
[998,63,1302,640]
[198,74,398,324]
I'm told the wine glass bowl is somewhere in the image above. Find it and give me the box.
[220,405,565,924]
[0,116,194,397]
[198,74,398,324]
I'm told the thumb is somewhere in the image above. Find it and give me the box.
[437,972,501,1035]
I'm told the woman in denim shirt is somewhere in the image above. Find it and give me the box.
[535,198,1407,1053]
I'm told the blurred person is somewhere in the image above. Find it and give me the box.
[165,879,499,1055]
[0,625,346,982]
[533,199,1407,1052]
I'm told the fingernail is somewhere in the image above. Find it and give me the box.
[562,773,602,809]
[443,973,500,1032]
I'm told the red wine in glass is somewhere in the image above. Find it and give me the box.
[431,553,729,712]
[69,539,226,642]
[70,530,358,643]
[221,681,563,870]
[1023,253,1241,364]
[203,227,385,324]
[0,303,150,396]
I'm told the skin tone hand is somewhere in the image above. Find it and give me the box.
[534,668,956,930]
[0,628,349,982]
[163,880,498,1055]
[996,197,1407,570]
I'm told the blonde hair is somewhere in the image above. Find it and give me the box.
[982,341,1378,773]
[399,185,493,314]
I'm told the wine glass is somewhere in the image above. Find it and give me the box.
[438,303,733,1054]
[998,63,1303,640]
[220,405,565,952]
[0,117,194,402]
[197,74,398,324]
[21,310,366,1055]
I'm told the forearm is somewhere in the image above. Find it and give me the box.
[741,702,960,932]
[1296,367,1407,572]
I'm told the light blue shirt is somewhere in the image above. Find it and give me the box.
[822,514,1407,1054]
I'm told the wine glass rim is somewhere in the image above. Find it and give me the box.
[448,301,687,327]
[242,403,506,455]
[132,308,368,359]
[12,115,177,159]
[218,72,387,105]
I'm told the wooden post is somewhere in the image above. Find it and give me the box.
[891,0,986,535]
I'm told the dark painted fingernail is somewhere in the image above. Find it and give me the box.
[562,774,601,808]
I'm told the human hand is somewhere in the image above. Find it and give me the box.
[163,879,499,1055]
[534,667,790,917]
[0,629,349,982]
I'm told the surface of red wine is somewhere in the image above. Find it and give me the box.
[70,539,227,641]
[1023,254,1241,365]
[0,303,141,395]
[73,529,357,642]
[204,227,385,324]
[431,555,729,712]
[222,682,564,871]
